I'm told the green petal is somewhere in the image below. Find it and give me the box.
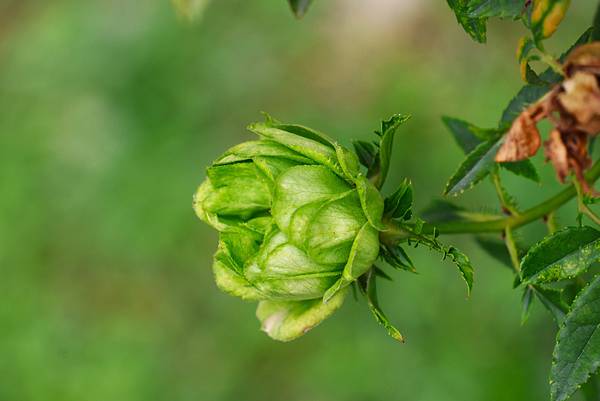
[272,165,352,233]
[256,288,347,342]
[204,162,272,219]
[243,216,273,235]
[193,180,233,231]
[335,144,361,180]
[288,200,323,247]
[264,122,360,182]
[323,222,380,302]
[214,140,314,165]
[355,174,385,230]
[220,230,262,269]
[194,179,273,235]
[306,191,366,264]
[268,123,337,148]
[248,123,345,178]
[245,230,341,300]
[252,156,300,182]
[213,240,264,300]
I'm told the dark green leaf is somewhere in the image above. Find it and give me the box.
[475,236,516,270]
[590,136,598,159]
[358,269,404,342]
[523,62,546,85]
[442,116,497,154]
[353,140,378,169]
[500,83,552,126]
[421,199,501,224]
[373,265,393,281]
[421,199,466,223]
[380,244,416,273]
[468,0,526,18]
[444,137,502,196]
[447,0,487,43]
[500,160,540,182]
[370,114,410,189]
[521,226,600,285]
[551,276,600,401]
[446,247,475,296]
[521,286,534,325]
[534,285,568,325]
[593,3,600,41]
[384,179,413,220]
[288,0,313,18]
[406,226,474,295]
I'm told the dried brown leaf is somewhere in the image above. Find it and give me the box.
[496,109,543,162]
[494,42,600,193]
[544,129,569,182]
[564,43,600,77]
[557,72,600,135]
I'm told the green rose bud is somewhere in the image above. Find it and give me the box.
[194,118,385,341]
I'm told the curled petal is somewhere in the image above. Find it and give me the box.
[256,288,347,342]
[306,191,366,264]
[213,232,265,300]
[245,230,341,301]
[204,163,272,219]
[248,123,346,178]
[272,165,351,233]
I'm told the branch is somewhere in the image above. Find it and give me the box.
[384,159,600,239]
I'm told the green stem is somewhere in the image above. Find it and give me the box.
[537,52,564,77]
[491,171,519,216]
[504,227,521,273]
[384,159,600,239]
[575,180,600,226]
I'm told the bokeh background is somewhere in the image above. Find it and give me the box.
[1,1,599,400]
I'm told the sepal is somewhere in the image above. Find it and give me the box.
[358,269,404,342]
[322,222,379,302]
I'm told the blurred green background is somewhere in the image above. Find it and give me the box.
[1,1,598,400]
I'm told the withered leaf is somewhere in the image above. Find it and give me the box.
[564,42,600,77]
[495,108,543,162]
[495,41,600,194]
[557,72,600,135]
[544,129,569,182]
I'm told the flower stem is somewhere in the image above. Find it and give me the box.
[384,159,600,238]
[537,52,564,77]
